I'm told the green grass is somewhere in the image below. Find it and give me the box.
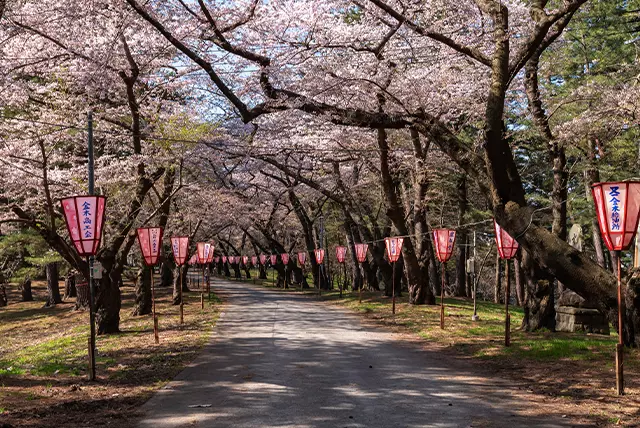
[2,335,87,376]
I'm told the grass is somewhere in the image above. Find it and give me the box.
[0,278,220,427]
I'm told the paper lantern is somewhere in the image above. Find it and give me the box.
[298,252,307,265]
[270,255,277,265]
[137,227,163,266]
[188,254,197,265]
[335,246,347,263]
[61,195,106,256]
[494,220,519,260]
[243,256,249,265]
[215,256,220,263]
[384,237,404,263]
[592,181,640,251]
[196,243,212,264]
[206,244,215,263]
[251,256,257,266]
[354,243,368,263]
[260,254,267,265]
[281,253,290,265]
[314,248,325,264]
[170,236,189,266]
[222,255,227,263]
[432,229,456,263]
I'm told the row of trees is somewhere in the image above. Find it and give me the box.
[1,1,640,345]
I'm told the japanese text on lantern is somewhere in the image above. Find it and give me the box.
[151,229,159,254]
[82,201,92,238]
[609,186,621,231]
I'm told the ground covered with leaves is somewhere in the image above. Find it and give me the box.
[0,281,220,427]
[252,274,640,427]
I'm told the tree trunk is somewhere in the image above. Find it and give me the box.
[521,250,556,331]
[44,262,62,307]
[377,127,433,304]
[95,265,122,334]
[132,266,152,316]
[160,261,173,287]
[232,263,241,279]
[494,253,502,304]
[172,265,189,305]
[63,272,76,299]
[454,175,468,296]
[513,255,525,306]
[21,277,34,302]
[584,147,607,268]
[259,264,267,279]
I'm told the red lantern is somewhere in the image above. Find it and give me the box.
[188,254,197,265]
[336,246,347,263]
[222,255,228,263]
[260,254,267,265]
[355,243,368,263]
[170,236,189,266]
[137,227,164,266]
[215,256,220,263]
[592,181,640,251]
[243,255,249,265]
[298,252,307,265]
[251,256,257,266]
[384,237,404,263]
[61,195,106,256]
[494,220,519,260]
[432,229,456,263]
[314,248,325,264]
[281,253,290,264]
[270,255,277,265]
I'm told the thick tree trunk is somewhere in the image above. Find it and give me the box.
[132,266,152,316]
[0,284,6,307]
[232,263,241,279]
[44,262,62,307]
[521,249,555,331]
[63,272,76,299]
[160,262,173,287]
[259,264,267,279]
[20,277,33,302]
[95,266,122,334]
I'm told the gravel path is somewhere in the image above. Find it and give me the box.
[138,280,571,428]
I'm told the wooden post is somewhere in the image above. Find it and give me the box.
[616,252,624,395]
[505,260,510,347]
[179,267,184,324]
[440,262,445,329]
[151,270,159,344]
[392,261,396,315]
[201,266,205,309]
